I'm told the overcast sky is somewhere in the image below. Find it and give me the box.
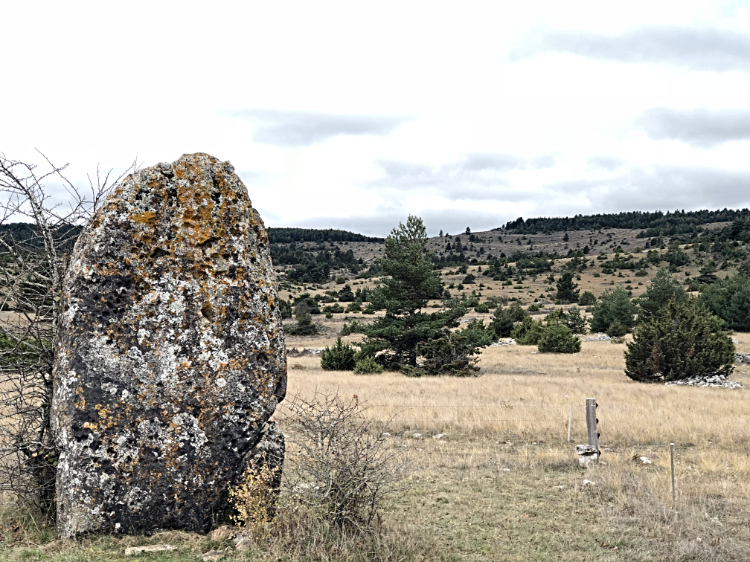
[3,1,750,236]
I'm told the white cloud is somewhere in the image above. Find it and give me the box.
[0,1,749,236]
[637,108,750,147]
[511,26,750,72]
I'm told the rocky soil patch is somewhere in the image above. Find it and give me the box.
[665,375,742,389]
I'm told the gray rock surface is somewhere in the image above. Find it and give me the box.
[52,153,286,537]
[580,333,611,342]
[665,374,742,389]
[490,339,516,347]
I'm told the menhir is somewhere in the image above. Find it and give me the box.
[52,153,286,537]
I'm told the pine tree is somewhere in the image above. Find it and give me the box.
[361,216,467,370]
[625,298,735,382]
[337,284,355,302]
[637,268,688,324]
[556,271,580,303]
[699,273,750,331]
[590,287,637,334]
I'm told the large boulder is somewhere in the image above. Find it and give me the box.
[52,153,286,537]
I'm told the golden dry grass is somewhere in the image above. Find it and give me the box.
[281,338,750,446]
[277,334,750,560]
[4,329,748,560]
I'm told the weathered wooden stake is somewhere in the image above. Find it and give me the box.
[586,398,599,451]
[670,443,677,517]
[567,401,572,442]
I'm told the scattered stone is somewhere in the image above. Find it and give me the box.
[125,545,176,556]
[491,339,516,347]
[581,334,611,342]
[639,456,652,464]
[665,375,742,389]
[201,550,225,561]
[382,432,391,437]
[433,433,446,439]
[413,433,423,439]
[287,348,324,357]
[735,353,750,364]
[52,153,287,538]
[583,479,595,486]
[732,337,740,344]
[576,444,600,467]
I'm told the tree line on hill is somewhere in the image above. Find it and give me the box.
[267,227,384,244]
[502,208,750,237]
[0,223,82,251]
[271,244,366,283]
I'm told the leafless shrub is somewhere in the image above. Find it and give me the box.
[278,391,402,533]
[0,151,136,517]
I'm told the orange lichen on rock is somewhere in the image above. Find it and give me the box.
[52,153,286,538]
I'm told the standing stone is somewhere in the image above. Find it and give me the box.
[52,153,286,537]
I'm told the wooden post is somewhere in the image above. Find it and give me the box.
[567,402,572,442]
[586,398,599,451]
[670,443,677,517]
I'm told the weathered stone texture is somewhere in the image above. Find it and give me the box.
[52,153,286,537]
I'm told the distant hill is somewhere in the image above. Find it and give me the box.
[503,208,750,237]
[0,222,82,249]
[267,228,384,244]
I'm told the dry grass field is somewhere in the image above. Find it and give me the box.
[3,247,750,560]
[3,330,750,560]
[278,334,750,561]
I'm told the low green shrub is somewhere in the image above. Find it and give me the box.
[474,303,490,313]
[340,320,367,336]
[353,356,383,374]
[320,337,357,371]
[489,307,514,338]
[416,333,480,377]
[605,320,627,337]
[511,316,545,345]
[537,323,581,353]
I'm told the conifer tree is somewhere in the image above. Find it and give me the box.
[556,271,580,303]
[625,298,734,382]
[699,273,750,331]
[590,286,637,334]
[637,268,687,324]
[361,216,467,369]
